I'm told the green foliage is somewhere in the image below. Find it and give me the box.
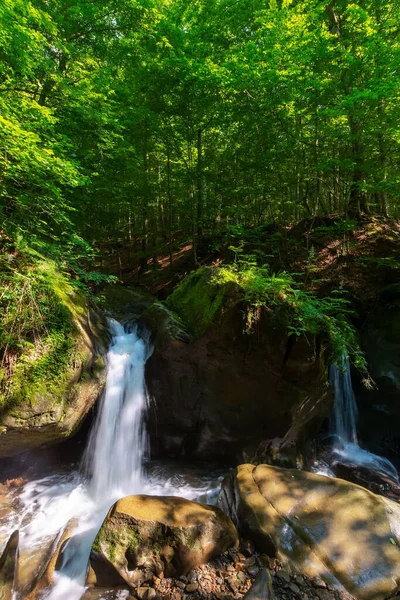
[358,256,400,271]
[0,235,87,408]
[214,262,366,370]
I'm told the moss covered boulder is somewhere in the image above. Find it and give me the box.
[89,495,238,587]
[146,267,331,461]
[0,251,108,457]
[219,464,400,600]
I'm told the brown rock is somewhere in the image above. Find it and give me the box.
[138,587,157,600]
[90,494,238,586]
[221,463,400,600]
[185,583,199,593]
[243,570,275,600]
[25,518,79,599]
[146,269,330,461]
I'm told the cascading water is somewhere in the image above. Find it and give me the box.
[0,319,224,600]
[44,318,152,599]
[329,361,358,445]
[83,319,150,501]
[328,358,398,482]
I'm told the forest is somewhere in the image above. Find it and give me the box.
[1,0,399,268]
[1,2,400,600]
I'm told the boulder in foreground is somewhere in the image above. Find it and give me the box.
[219,464,400,600]
[89,494,238,586]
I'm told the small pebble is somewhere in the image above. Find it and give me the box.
[185,583,199,593]
[176,581,186,590]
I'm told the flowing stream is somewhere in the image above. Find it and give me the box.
[0,319,223,600]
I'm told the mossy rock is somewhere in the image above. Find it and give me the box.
[165,267,240,338]
[89,494,238,585]
[0,260,108,457]
[100,283,190,350]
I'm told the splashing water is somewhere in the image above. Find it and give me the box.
[0,319,224,600]
[83,319,151,501]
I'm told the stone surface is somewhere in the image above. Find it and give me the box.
[145,269,331,461]
[0,530,18,600]
[219,464,400,600]
[89,494,238,586]
[24,518,78,599]
[357,297,400,465]
[0,304,107,458]
[243,569,275,600]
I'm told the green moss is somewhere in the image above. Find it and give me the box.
[165,267,237,338]
[213,263,366,370]
[95,518,141,565]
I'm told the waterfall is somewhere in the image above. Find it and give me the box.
[0,318,227,600]
[43,319,153,600]
[83,318,151,501]
[329,358,399,482]
[329,360,358,446]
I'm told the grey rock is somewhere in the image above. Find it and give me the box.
[243,569,275,600]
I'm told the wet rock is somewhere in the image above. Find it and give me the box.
[90,494,238,586]
[25,518,79,599]
[220,463,400,600]
[0,530,19,600]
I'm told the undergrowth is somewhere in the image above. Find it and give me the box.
[0,234,98,408]
[213,260,366,370]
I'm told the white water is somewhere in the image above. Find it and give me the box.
[328,359,398,482]
[329,361,358,445]
[0,319,223,600]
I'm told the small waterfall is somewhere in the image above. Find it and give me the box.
[329,360,358,446]
[328,358,399,482]
[83,318,151,501]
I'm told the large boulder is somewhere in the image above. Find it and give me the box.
[89,494,238,587]
[219,464,400,600]
[0,302,107,458]
[145,267,331,461]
